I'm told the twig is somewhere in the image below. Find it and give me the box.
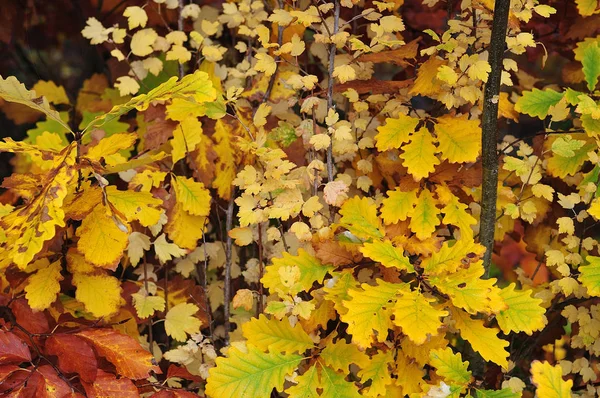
[199,218,214,340]
[325,0,340,184]
[262,0,285,103]
[142,256,154,356]
[479,0,510,277]
[223,187,236,346]
[257,224,264,315]
[177,0,185,79]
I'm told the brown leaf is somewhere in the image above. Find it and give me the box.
[314,241,362,267]
[82,370,139,398]
[334,79,413,95]
[143,104,177,151]
[10,298,49,335]
[76,74,112,114]
[0,330,31,364]
[37,365,73,397]
[45,334,98,382]
[357,38,420,67]
[75,328,160,380]
[166,364,203,383]
[151,390,199,398]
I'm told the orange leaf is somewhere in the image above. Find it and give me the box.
[82,369,139,398]
[76,328,160,380]
[45,334,98,382]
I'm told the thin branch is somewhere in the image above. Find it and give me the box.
[479,0,510,277]
[325,0,340,185]
[262,0,285,103]
[223,188,236,346]
[177,0,185,79]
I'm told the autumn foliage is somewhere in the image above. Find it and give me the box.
[0,0,600,396]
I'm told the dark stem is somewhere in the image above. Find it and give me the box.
[262,0,285,103]
[325,0,340,185]
[257,223,264,315]
[177,0,185,79]
[223,187,236,346]
[479,0,510,277]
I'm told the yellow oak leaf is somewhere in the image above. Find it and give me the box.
[341,279,407,348]
[358,350,394,397]
[286,365,320,398]
[166,98,206,121]
[578,256,600,295]
[360,240,414,272]
[106,186,162,227]
[497,284,547,335]
[73,272,123,318]
[262,249,333,296]
[165,302,202,342]
[409,57,445,97]
[131,289,166,318]
[530,361,573,398]
[173,175,211,217]
[393,289,448,344]
[375,115,419,152]
[400,128,440,181]
[172,116,203,163]
[380,188,418,225]
[441,193,477,238]
[339,196,384,240]
[430,347,472,386]
[434,114,482,163]
[25,260,63,311]
[396,352,426,395]
[452,308,509,368]
[430,261,505,315]
[213,119,239,199]
[207,346,302,398]
[241,315,313,354]
[409,189,440,240]
[422,238,483,275]
[86,133,138,162]
[76,205,129,269]
[320,340,369,372]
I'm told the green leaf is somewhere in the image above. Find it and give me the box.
[339,196,384,240]
[341,279,407,348]
[409,188,440,240]
[206,346,302,398]
[497,283,547,335]
[319,366,361,398]
[579,256,600,296]
[286,365,320,398]
[475,388,521,398]
[261,249,333,296]
[83,70,217,135]
[0,75,73,133]
[551,136,585,158]
[430,347,472,385]
[79,111,130,144]
[515,88,564,119]
[357,351,393,397]
[581,41,600,91]
[26,112,70,144]
[241,315,314,354]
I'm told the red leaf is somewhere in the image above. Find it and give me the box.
[45,334,97,382]
[82,370,139,398]
[37,365,73,397]
[75,328,160,380]
[0,365,21,383]
[0,330,31,364]
[151,390,199,398]
[10,299,50,335]
[166,364,202,383]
